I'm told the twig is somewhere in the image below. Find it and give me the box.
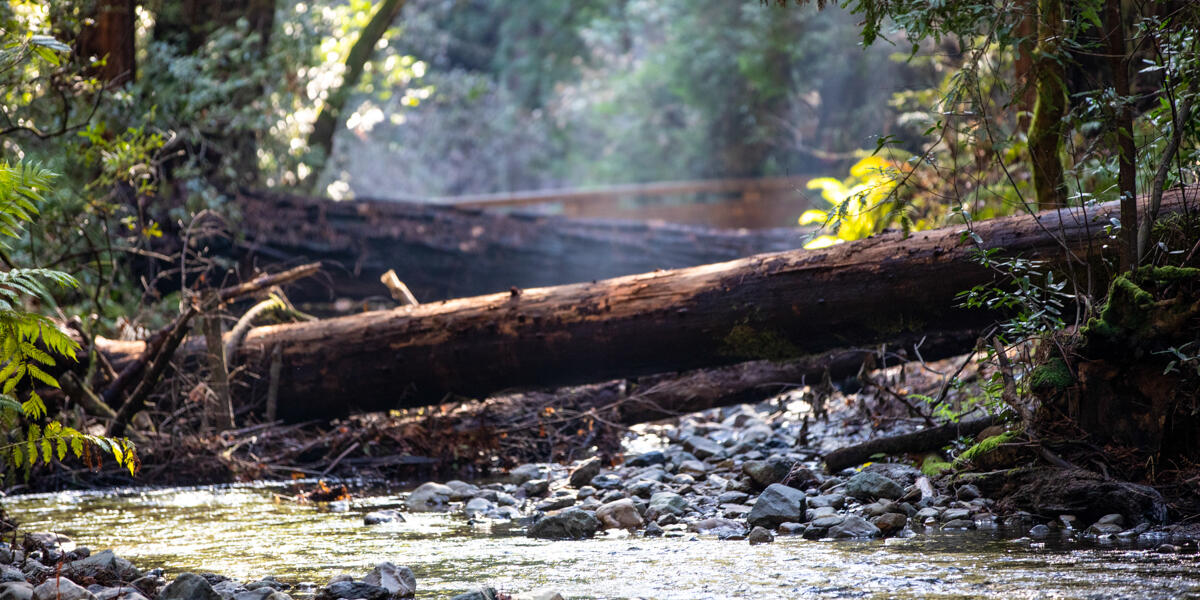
[321,441,361,476]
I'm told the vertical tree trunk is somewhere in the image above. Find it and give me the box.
[1029,0,1069,209]
[307,0,408,169]
[1014,0,1038,130]
[76,0,136,85]
[1104,0,1137,270]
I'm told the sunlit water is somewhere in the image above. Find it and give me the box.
[6,482,1200,599]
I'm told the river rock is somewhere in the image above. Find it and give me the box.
[315,581,391,600]
[645,492,690,521]
[688,518,745,537]
[232,590,289,600]
[160,574,222,600]
[861,463,923,488]
[745,484,806,528]
[742,458,791,489]
[627,450,666,467]
[568,457,603,488]
[828,515,882,539]
[844,472,904,501]
[33,579,94,600]
[527,508,601,540]
[808,494,845,510]
[213,580,248,599]
[364,510,405,525]
[406,482,454,512]
[0,582,32,600]
[521,479,550,497]
[941,508,971,522]
[677,460,709,476]
[93,589,148,600]
[0,566,22,583]
[747,526,774,545]
[524,590,564,600]
[683,435,723,459]
[444,480,480,501]
[625,480,660,499]
[449,588,498,600]
[643,522,664,537]
[872,513,908,537]
[596,499,644,530]
[956,484,982,501]
[466,497,498,516]
[23,533,73,554]
[508,463,550,485]
[363,562,416,598]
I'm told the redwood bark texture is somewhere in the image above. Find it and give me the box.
[100,188,1196,422]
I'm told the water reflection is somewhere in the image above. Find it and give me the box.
[7,482,1200,599]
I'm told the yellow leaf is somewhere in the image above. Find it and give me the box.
[803,236,843,250]
[798,209,828,226]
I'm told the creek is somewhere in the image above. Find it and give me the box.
[7,482,1200,599]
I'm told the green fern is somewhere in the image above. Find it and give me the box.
[0,157,139,481]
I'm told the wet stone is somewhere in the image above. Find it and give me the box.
[363,562,416,598]
[828,515,881,539]
[568,457,603,489]
[942,519,976,530]
[626,451,666,467]
[527,509,601,540]
[745,484,806,529]
[406,483,453,512]
[941,508,971,522]
[160,574,222,600]
[844,472,904,501]
[363,510,404,525]
[521,479,550,497]
[872,513,908,537]
[747,527,774,545]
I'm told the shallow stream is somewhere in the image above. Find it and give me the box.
[7,482,1200,599]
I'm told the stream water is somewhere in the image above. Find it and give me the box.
[6,482,1200,599]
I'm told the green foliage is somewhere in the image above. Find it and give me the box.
[957,250,1071,341]
[920,453,953,476]
[1028,357,1073,393]
[0,39,138,481]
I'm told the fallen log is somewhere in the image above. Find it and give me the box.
[96,187,1197,423]
[821,415,1002,473]
[234,189,811,303]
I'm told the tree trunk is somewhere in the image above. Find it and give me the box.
[1104,0,1137,270]
[76,0,136,85]
[1029,0,1068,209]
[97,187,1198,423]
[307,0,408,168]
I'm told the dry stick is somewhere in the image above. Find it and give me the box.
[59,371,117,421]
[105,263,322,437]
[107,305,197,437]
[379,269,420,306]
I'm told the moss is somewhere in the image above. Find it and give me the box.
[953,431,1017,468]
[1030,357,1073,393]
[720,324,800,361]
[1083,267,1200,350]
[920,454,953,477]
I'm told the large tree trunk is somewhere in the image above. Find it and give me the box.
[99,187,1197,423]
[234,190,812,303]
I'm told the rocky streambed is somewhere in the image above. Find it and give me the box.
[6,400,1200,599]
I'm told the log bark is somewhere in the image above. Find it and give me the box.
[822,415,1002,473]
[234,190,812,303]
[99,187,1196,423]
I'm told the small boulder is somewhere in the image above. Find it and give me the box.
[747,526,775,545]
[508,463,550,485]
[94,589,149,600]
[626,451,666,467]
[568,457,603,489]
[742,458,791,489]
[521,479,550,497]
[828,515,881,539]
[745,484,806,529]
[158,574,222,600]
[363,562,416,598]
[527,509,601,540]
[363,510,405,525]
[406,482,454,512]
[32,579,94,600]
[844,472,904,501]
[314,581,390,600]
[683,436,724,460]
[232,590,289,600]
[645,492,690,521]
[62,550,142,586]
[595,499,644,530]
[0,582,33,600]
[871,513,908,537]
